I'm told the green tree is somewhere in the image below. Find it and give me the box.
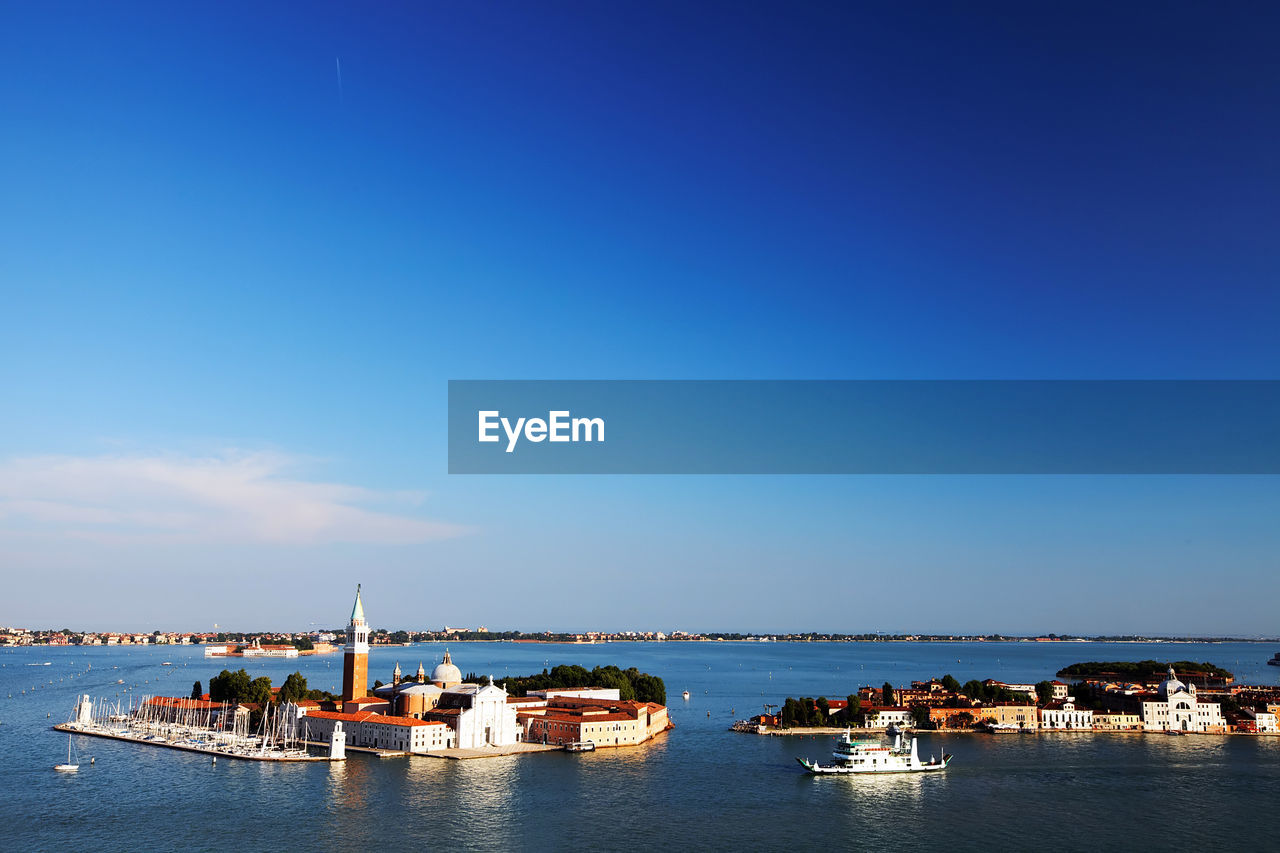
[954,711,974,729]
[209,669,252,703]
[278,672,309,704]
[911,705,932,729]
[1035,681,1055,704]
[882,682,895,705]
[190,680,203,700]
[941,674,962,693]
[247,676,274,707]
[844,694,861,723]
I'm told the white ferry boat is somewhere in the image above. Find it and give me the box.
[797,727,950,775]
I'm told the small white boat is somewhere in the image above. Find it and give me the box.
[682,690,690,700]
[54,735,80,772]
[564,741,596,752]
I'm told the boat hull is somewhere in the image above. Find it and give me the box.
[797,756,950,774]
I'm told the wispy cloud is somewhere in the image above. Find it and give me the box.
[0,451,468,546]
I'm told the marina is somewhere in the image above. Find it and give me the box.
[52,693,341,763]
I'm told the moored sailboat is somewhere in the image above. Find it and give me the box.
[54,735,79,772]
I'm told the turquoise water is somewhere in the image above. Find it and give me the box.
[4,642,1279,851]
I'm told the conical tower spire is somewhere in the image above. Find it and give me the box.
[351,584,366,624]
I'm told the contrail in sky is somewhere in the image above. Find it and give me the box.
[336,57,344,103]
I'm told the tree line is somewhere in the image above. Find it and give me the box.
[494,664,666,705]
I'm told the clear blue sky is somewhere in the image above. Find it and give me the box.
[1,2,1277,635]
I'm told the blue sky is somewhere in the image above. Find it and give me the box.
[1,2,1277,634]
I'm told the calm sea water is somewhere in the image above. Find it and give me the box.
[4,641,1278,852]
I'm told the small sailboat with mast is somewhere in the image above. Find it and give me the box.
[54,735,79,772]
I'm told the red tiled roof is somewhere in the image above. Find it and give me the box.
[306,710,444,728]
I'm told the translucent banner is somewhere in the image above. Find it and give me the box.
[447,380,1280,474]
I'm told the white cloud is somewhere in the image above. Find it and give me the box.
[0,451,469,546]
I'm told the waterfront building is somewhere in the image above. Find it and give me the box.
[928,706,980,729]
[984,703,1039,731]
[1244,710,1277,733]
[859,706,914,729]
[1050,681,1070,700]
[1039,700,1093,730]
[519,696,671,747]
[1093,712,1141,731]
[301,709,455,753]
[242,639,299,658]
[342,585,370,703]
[1133,667,1226,733]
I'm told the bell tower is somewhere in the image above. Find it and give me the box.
[342,584,370,702]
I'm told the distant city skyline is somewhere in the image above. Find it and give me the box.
[2,4,1278,634]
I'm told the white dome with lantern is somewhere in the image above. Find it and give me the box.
[431,649,463,687]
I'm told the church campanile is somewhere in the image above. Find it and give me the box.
[342,584,370,701]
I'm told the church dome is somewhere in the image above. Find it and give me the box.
[431,649,462,686]
[1158,666,1186,697]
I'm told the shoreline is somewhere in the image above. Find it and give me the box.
[741,726,1280,738]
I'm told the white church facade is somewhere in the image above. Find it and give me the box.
[1139,667,1226,733]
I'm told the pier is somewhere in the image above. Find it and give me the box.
[54,723,340,762]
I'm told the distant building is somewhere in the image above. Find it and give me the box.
[984,703,1039,731]
[1244,710,1277,733]
[928,706,980,729]
[984,679,1038,701]
[860,706,913,729]
[519,696,670,747]
[1093,712,1141,731]
[301,710,454,753]
[1133,667,1226,733]
[1040,700,1093,730]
